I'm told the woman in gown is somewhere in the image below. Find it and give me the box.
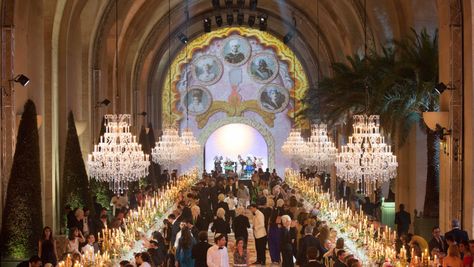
[233,238,249,267]
[38,226,57,266]
[268,212,282,264]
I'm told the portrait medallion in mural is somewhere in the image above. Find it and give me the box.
[183,86,213,115]
[258,84,289,113]
[222,35,251,66]
[191,55,223,85]
[248,53,279,83]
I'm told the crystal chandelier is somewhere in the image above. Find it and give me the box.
[335,115,398,194]
[282,128,307,159]
[151,127,184,168]
[181,128,201,157]
[88,114,150,193]
[304,124,337,173]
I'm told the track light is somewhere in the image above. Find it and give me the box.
[215,15,223,27]
[434,82,454,95]
[12,74,30,86]
[249,0,257,10]
[177,32,188,44]
[237,13,244,25]
[225,0,233,9]
[259,14,267,31]
[203,17,211,32]
[248,15,255,27]
[227,13,234,25]
[97,98,111,107]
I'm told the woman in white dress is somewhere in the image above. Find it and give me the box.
[65,227,85,255]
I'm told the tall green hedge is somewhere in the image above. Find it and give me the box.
[1,99,43,259]
[62,111,90,211]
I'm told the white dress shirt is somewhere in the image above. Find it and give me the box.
[207,244,229,267]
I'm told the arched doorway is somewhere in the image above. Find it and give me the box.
[204,123,268,175]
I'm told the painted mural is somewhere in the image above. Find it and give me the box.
[161,27,308,173]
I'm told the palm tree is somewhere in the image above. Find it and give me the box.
[304,28,440,217]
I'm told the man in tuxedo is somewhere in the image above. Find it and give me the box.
[302,247,324,267]
[280,215,296,267]
[297,226,320,265]
[192,231,212,267]
[170,210,183,247]
[395,204,411,236]
[445,219,469,243]
[249,204,267,265]
[429,226,447,253]
[225,177,237,196]
[333,250,347,267]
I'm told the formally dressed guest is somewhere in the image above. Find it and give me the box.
[233,238,249,267]
[268,213,281,264]
[216,194,230,223]
[65,227,85,255]
[198,182,213,227]
[442,244,463,267]
[459,240,473,265]
[191,205,208,232]
[170,210,183,247]
[207,234,229,267]
[333,249,347,267]
[81,234,99,254]
[232,206,250,245]
[302,247,324,267]
[147,240,165,267]
[185,219,200,240]
[176,226,196,267]
[297,226,320,266]
[136,252,153,267]
[280,215,296,267]
[192,231,212,267]
[162,217,173,251]
[394,204,411,236]
[211,208,230,240]
[225,177,238,196]
[262,198,274,231]
[237,182,250,207]
[82,208,95,237]
[38,226,57,266]
[224,192,238,227]
[249,204,267,265]
[445,219,469,244]
[429,226,447,253]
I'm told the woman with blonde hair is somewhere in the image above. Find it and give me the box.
[191,205,207,232]
[211,208,230,240]
[442,244,463,267]
[216,193,230,223]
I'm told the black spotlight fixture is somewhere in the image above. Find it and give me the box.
[259,14,267,31]
[212,0,220,9]
[225,0,233,9]
[434,82,454,94]
[227,13,234,25]
[248,15,255,27]
[97,98,111,107]
[237,13,244,25]
[249,0,257,10]
[177,32,188,44]
[203,17,211,32]
[283,31,294,44]
[215,15,223,27]
[12,74,30,86]
[237,0,245,8]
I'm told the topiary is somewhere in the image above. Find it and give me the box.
[1,99,43,259]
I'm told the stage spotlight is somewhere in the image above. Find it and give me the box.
[177,32,188,44]
[97,98,111,107]
[248,15,255,27]
[237,0,245,8]
[13,74,30,86]
[237,13,244,25]
[225,0,233,9]
[249,0,257,10]
[203,17,211,32]
[215,15,223,27]
[227,13,234,25]
[259,14,267,31]
[283,31,294,44]
[212,0,220,9]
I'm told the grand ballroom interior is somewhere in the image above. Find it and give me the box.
[1,0,474,266]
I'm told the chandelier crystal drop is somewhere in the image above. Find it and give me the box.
[181,128,201,157]
[151,126,185,167]
[281,128,307,159]
[87,114,150,194]
[335,115,398,194]
[304,124,337,173]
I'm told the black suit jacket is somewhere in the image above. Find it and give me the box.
[445,228,469,243]
[280,227,296,252]
[233,215,250,240]
[333,259,347,267]
[428,236,447,253]
[170,216,183,246]
[191,241,212,267]
[225,184,238,196]
[297,235,320,265]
